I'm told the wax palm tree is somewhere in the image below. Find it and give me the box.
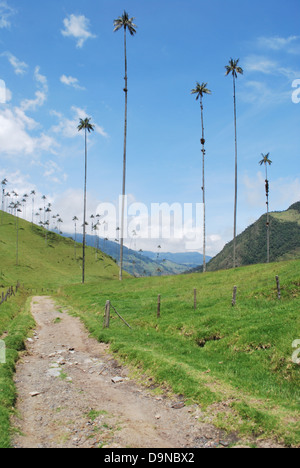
[1,178,8,224]
[5,192,10,212]
[57,218,63,234]
[51,215,57,231]
[114,10,137,281]
[22,194,29,220]
[45,207,51,229]
[259,153,272,263]
[10,201,22,265]
[12,192,18,221]
[191,82,212,273]
[1,178,8,223]
[225,58,243,268]
[30,190,36,224]
[90,214,95,236]
[42,195,47,223]
[78,117,95,284]
[35,212,40,225]
[93,222,100,260]
[73,216,79,260]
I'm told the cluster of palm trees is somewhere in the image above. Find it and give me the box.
[191,59,272,270]
[0,182,64,234]
[1,12,273,277]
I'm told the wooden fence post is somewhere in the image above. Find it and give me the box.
[157,295,161,318]
[104,300,111,328]
[194,289,197,310]
[275,276,281,300]
[232,286,237,307]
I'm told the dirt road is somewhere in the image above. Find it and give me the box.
[11,297,281,449]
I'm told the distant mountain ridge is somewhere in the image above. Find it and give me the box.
[140,251,210,268]
[63,233,208,277]
[189,202,300,273]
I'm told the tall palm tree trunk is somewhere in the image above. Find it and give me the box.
[200,96,206,273]
[73,221,77,260]
[16,210,19,266]
[233,74,238,269]
[119,27,128,281]
[83,128,87,284]
[265,165,270,264]
[1,189,3,220]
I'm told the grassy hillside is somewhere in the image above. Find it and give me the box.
[0,209,299,446]
[58,260,300,446]
[0,211,121,290]
[204,202,300,272]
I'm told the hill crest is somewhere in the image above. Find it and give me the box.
[187,202,300,273]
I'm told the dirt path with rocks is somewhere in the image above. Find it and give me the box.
[11,297,282,449]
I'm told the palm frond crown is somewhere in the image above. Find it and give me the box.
[191,82,212,100]
[114,11,137,36]
[259,153,272,166]
[225,58,244,78]
[78,118,95,133]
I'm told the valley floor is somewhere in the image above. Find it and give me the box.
[11,297,284,449]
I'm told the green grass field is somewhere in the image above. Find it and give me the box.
[0,210,299,447]
[58,260,300,446]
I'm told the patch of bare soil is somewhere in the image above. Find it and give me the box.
[11,297,283,449]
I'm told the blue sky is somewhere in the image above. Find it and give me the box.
[0,0,299,255]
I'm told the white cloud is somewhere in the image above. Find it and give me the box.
[20,66,48,111]
[0,107,56,157]
[258,35,300,53]
[0,62,57,158]
[243,172,300,211]
[61,14,96,48]
[244,55,300,80]
[2,52,28,75]
[244,56,277,75]
[243,171,266,209]
[206,234,225,257]
[0,1,16,29]
[240,80,290,105]
[34,66,48,91]
[93,123,109,138]
[21,90,47,112]
[32,159,68,185]
[5,87,12,102]
[50,188,103,233]
[0,108,38,154]
[60,74,85,90]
